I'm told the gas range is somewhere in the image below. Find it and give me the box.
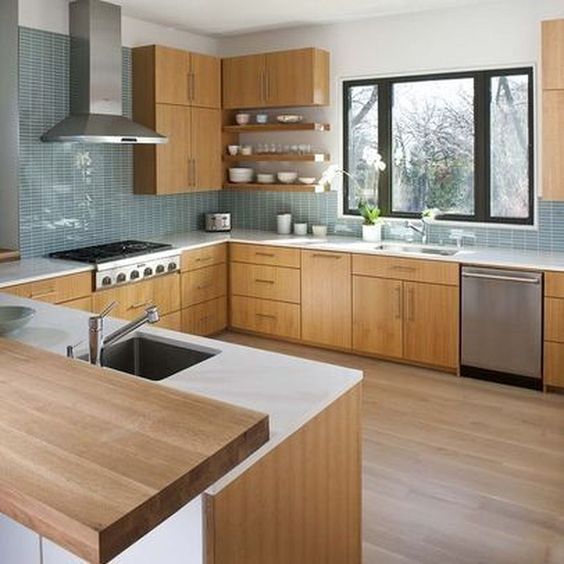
[50,240,181,290]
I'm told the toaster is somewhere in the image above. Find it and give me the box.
[205,213,232,232]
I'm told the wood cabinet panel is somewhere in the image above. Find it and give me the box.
[2,272,92,304]
[60,296,92,313]
[93,274,180,320]
[181,264,227,307]
[182,244,227,272]
[230,262,300,303]
[155,310,182,331]
[206,385,361,564]
[230,243,300,268]
[542,19,564,90]
[231,296,300,340]
[222,54,266,109]
[544,341,564,387]
[544,271,564,298]
[542,91,564,201]
[352,276,403,359]
[545,297,564,342]
[192,107,222,190]
[182,297,227,336]
[301,250,352,349]
[353,254,459,286]
[154,45,190,106]
[403,282,459,369]
[190,52,221,109]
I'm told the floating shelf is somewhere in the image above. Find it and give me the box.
[223,182,327,193]
[223,123,330,133]
[224,153,330,163]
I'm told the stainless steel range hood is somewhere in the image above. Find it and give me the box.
[41,0,167,144]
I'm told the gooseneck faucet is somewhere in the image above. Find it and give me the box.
[407,219,429,245]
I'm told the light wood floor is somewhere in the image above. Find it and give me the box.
[218,331,564,564]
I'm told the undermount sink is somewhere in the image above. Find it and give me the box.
[375,243,459,257]
[80,336,218,380]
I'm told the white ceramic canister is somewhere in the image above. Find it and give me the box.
[277,213,292,235]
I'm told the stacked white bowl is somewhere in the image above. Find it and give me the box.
[229,167,254,183]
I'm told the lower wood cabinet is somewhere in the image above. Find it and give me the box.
[544,342,564,387]
[230,262,300,303]
[182,297,227,336]
[231,296,301,340]
[156,311,182,331]
[181,263,227,307]
[301,250,352,349]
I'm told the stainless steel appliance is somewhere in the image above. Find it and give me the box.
[50,240,181,290]
[461,266,543,390]
[205,213,232,232]
[41,0,167,144]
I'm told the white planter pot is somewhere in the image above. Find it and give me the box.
[362,223,382,243]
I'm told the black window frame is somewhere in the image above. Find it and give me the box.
[343,67,535,225]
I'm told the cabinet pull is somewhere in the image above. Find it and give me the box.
[391,265,416,272]
[190,72,196,101]
[31,290,57,300]
[187,73,191,101]
[255,279,275,285]
[255,252,275,257]
[256,313,276,320]
[259,71,265,102]
[265,70,270,101]
[197,283,213,290]
[394,286,402,320]
[312,253,341,260]
[129,300,151,310]
[191,159,196,187]
[196,256,213,263]
[407,288,415,321]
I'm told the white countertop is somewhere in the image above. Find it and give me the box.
[0,292,362,492]
[3,229,564,291]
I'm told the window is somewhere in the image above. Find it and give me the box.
[343,68,534,224]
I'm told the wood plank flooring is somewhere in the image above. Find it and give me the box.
[217,332,564,564]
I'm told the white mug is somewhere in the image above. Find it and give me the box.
[227,145,240,155]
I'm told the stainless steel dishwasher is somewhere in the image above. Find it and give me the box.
[461,266,543,390]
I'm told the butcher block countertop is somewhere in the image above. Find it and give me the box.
[0,338,269,564]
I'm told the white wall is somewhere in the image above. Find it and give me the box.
[18,0,219,53]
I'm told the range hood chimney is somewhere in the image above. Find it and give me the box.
[41,0,167,144]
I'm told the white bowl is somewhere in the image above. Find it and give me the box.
[298,177,317,185]
[235,113,251,125]
[256,114,269,124]
[277,172,298,184]
[312,225,328,238]
[0,306,36,335]
[229,167,254,183]
[257,173,275,184]
[277,114,303,124]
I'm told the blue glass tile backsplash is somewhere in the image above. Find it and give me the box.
[18,26,564,257]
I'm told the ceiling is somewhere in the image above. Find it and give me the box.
[102,0,500,37]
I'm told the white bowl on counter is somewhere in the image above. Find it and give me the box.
[277,172,299,184]
[257,173,275,184]
[0,306,36,335]
[229,167,254,183]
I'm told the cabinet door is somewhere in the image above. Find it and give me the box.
[352,276,403,359]
[403,282,459,369]
[301,251,352,349]
[542,20,564,90]
[222,54,266,109]
[542,91,564,201]
[182,297,227,336]
[154,46,190,105]
[190,52,220,108]
[191,107,222,190]
[155,104,190,194]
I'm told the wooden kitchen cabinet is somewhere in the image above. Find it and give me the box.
[182,296,227,336]
[222,48,330,109]
[191,107,222,189]
[301,250,351,349]
[230,262,300,303]
[544,342,564,387]
[542,19,564,90]
[353,276,403,359]
[182,244,227,272]
[181,263,227,307]
[542,90,564,201]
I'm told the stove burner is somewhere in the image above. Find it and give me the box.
[49,240,173,264]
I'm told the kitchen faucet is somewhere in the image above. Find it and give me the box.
[67,301,160,365]
[406,219,429,245]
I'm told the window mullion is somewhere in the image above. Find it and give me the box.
[378,81,392,216]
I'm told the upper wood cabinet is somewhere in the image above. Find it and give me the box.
[222,48,330,109]
[542,90,564,201]
[138,45,221,108]
[542,20,564,90]
[301,250,351,349]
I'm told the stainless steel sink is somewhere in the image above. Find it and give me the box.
[80,336,218,380]
[375,243,459,257]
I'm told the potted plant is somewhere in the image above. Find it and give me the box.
[358,200,383,242]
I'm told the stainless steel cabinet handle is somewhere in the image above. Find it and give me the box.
[462,272,540,284]
[407,288,415,321]
[394,285,402,320]
[312,253,342,259]
[266,71,270,101]
[190,72,196,101]
[255,279,275,285]
[391,265,416,272]
[191,159,196,187]
[256,252,275,257]
[256,313,276,320]
[196,256,213,263]
[197,283,212,290]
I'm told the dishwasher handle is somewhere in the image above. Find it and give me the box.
[462,272,541,284]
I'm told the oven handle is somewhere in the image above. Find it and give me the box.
[462,272,540,284]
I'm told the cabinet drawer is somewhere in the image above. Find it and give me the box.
[182,244,227,272]
[230,262,300,303]
[182,264,227,307]
[231,296,301,340]
[545,297,564,342]
[544,341,564,387]
[92,274,180,320]
[156,311,182,331]
[182,297,227,336]
[545,272,564,298]
[230,243,300,268]
[2,272,92,303]
[353,255,459,286]
[60,296,93,313]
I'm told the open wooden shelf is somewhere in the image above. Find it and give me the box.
[223,123,330,133]
[224,153,330,163]
[223,182,327,193]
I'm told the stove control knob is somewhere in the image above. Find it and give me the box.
[168,262,178,272]
[102,276,112,287]
[116,273,127,283]
[144,267,153,277]
[130,270,140,280]
[155,264,165,274]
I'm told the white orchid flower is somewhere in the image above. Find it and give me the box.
[362,147,387,172]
